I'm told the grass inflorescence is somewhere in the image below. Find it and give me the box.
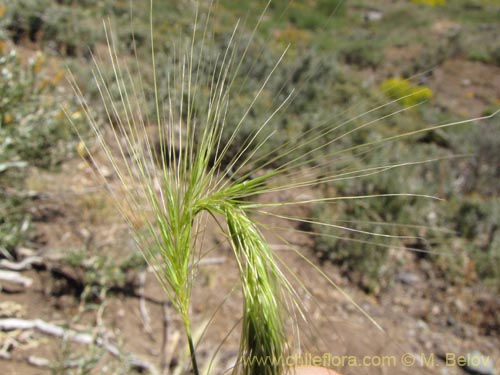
[68,2,295,373]
[66,1,500,374]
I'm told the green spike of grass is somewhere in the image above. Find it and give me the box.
[225,205,286,375]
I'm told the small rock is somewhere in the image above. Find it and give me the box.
[447,316,456,327]
[397,271,420,286]
[454,298,468,314]
[394,296,411,307]
[431,304,441,316]
[462,79,472,87]
[363,10,383,22]
[461,351,497,375]
[98,165,113,178]
[427,210,438,225]
[416,320,429,331]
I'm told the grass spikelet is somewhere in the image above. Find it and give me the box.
[225,205,286,375]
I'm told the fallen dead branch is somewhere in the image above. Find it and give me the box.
[160,300,170,374]
[138,271,154,339]
[0,270,33,288]
[27,355,51,368]
[1,186,103,200]
[0,318,158,374]
[0,256,43,271]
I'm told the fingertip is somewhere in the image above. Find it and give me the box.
[290,365,342,375]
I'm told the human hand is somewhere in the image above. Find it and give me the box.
[292,365,343,375]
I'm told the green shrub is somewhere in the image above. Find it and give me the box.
[311,200,391,294]
[491,44,500,66]
[339,40,383,69]
[0,191,29,258]
[427,195,500,291]
[451,122,500,196]
[65,249,146,300]
[0,50,80,169]
[287,0,345,30]
[0,14,83,256]
[469,42,500,67]
[474,228,500,292]
[5,0,97,56]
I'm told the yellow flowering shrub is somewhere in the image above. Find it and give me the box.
[411,0,447,6]
[380,77,433,107]
[0,4,6,54]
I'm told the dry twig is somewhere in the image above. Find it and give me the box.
[0,318,158,374]
[0,270,33,288]
[0,256,43,271]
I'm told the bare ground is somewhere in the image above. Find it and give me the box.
[1,155,499,374]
